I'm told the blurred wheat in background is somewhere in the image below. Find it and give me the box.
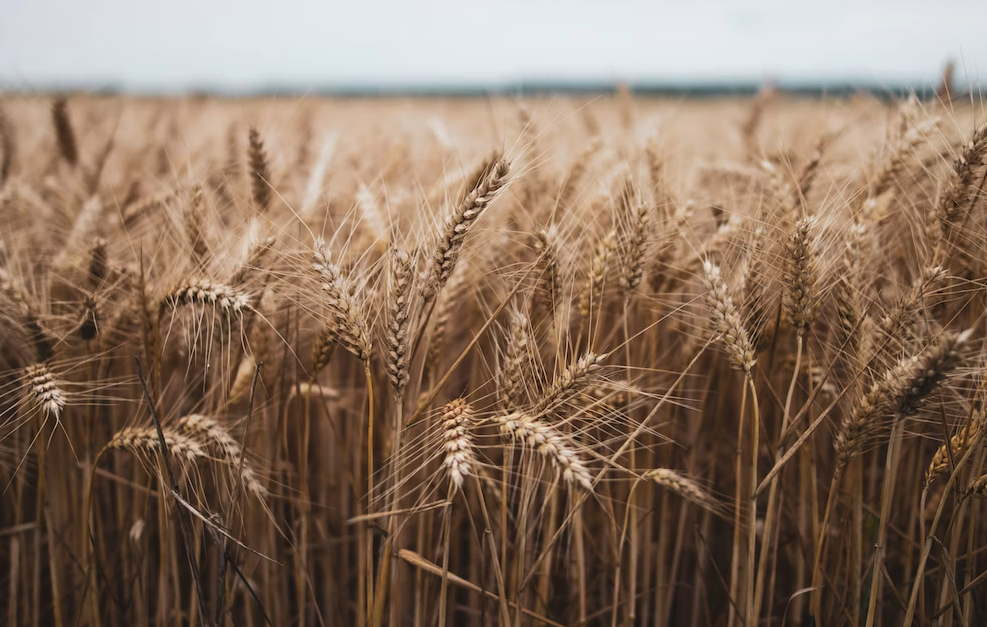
[1,83,987,626]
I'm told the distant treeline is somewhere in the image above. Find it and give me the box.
[0,80,956,100]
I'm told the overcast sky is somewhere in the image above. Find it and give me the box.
[2,1,986,92]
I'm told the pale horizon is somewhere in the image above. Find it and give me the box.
[2,1,987,94]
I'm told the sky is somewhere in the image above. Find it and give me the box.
[2,1,986,92]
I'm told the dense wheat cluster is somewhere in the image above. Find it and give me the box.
[1,91,987,626]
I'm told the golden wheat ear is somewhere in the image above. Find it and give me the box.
[440,399,475,489]
[701,260,756,374]
[384,247,413,398]
[426,153,511,300]
[311,238,372,367]
[177,414,266,499]
[497,412,593,491]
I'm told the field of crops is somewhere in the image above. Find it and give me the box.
[0,91,985,626]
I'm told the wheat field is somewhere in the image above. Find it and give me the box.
[0,90,986,626]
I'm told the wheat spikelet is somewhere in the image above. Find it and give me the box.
[248,126,272,213]
[701,261,756,373]
[835,329,971,465]
[22,363,65,421]
[427,153,510,299]
[668,211,743,291]
[926,412,983,485]
[184,184,210,264]
[311,319,338,375]
[618,201,650,295]
[535,351,607,414]
[533,225,562,319]
[499,309,533,412]
[834,221,867,358]
[385,247,412,397]
[967,475,987,498]
[741,226,769,346]
[311,238,372,365]
[0,268,54,362]
[644,135,666,199]
[794,133,828,209]
[104,426,208,466]
[163,279,251,316]
[866,105,937,200]
[580,228,616,319]
[177,414,266,498]
[873,265,946,359]
[441,399,475,489]
[497,412,593,491]
[784,216,818,336]
[230,234,276,287]
[935,122,987,244]
[646,468,719,514]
